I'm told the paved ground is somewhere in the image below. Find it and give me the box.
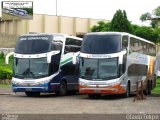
[0,88,12,95]
[0,88,160,120]
[0,88,160,115]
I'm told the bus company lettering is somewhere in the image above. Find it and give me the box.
[134,54,148,64]
[20,37,49,41]
[91,54,112,58]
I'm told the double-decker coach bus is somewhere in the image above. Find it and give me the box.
[6,33,82,96]
[6,8,18,15]
[16,9,28,16]
[79,32,156,98]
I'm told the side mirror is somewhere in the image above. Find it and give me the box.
[47,51,60,63]
[5,52,14,64]
[72,52,80,65]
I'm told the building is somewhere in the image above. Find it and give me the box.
[0,14,108,48]
[0,14,108,36]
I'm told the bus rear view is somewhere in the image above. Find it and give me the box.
[79,32,156,98]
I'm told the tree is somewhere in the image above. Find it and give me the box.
[154,6,160,16]
[131,25,159,43]
[91,21,111,32]
[110,9,132,33]
[90,9,160,43]
[140,12,151,21]
[140,6,160,28]
[91,9,132,33]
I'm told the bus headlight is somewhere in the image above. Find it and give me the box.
[12,80,19,85]
[37,79,50,85]
[79,81,88,86]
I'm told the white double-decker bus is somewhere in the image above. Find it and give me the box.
[16,9,28,16]
[6,33,82,96]
[79,32,156,98]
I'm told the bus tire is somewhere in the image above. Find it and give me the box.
[56,81,67,96]
[25,92,40,97]
[123,82,130,98]
[147,80,151,95]
[88,94,101,99]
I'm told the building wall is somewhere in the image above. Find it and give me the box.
[60,16,74,35]
[76,18,89,34]
[0,14,108,36]
[44,15,58,33]
[17,20,26,35]
[28,14,44,33]
[0,22,5,33]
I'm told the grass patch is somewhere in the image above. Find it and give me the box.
[152,78,160,94]
[0,83,12,89]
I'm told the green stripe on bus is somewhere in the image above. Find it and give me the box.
[60,57,72,65]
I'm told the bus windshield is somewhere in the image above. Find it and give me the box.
[15,35,53,54]
[81,35,121,54]
[80,57,119,80]
[14,57,49,79]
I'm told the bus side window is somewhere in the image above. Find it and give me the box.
[64,46,71,54]
[52,43,62,51]
[65,38,82,53]
[122,35,128,50]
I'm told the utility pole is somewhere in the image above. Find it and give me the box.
[56,0,57,16]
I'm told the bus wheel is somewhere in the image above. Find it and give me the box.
[56,81,67,96]
[146,81,151,95]
[88,94,101,99]
[123,83,130,98]
[25,92,40,97]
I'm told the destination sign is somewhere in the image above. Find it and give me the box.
[19,36,52,41]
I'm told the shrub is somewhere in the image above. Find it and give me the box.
[0,52,4,59]
[0,66,12,80]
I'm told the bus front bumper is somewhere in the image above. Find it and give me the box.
[12,82,61,93]
[12,84,50,93]
[79,84,126,95]
[13,87,48,93]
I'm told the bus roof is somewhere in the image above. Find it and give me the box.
[86,32,155,45]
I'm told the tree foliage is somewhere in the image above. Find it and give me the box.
[91,9,132,33]
[91,21,110,32]
[132,25,159,43]
[154,6,160,16]
[140,12,151,21]
[110,10,132,33]
[91,9,160,43]
[140,6,160,28]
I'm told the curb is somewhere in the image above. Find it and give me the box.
[0,93,12,95]
[0,93,13,95]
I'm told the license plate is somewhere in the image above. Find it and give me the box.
[26,88,32,91]
[94,89,101,93]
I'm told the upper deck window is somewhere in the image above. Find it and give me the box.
[81,34,121,54]
[15,35,53,54]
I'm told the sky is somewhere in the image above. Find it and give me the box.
[1,0,160,26]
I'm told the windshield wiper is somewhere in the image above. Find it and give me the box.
[22,68,30,75]
[22,68,35,78]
